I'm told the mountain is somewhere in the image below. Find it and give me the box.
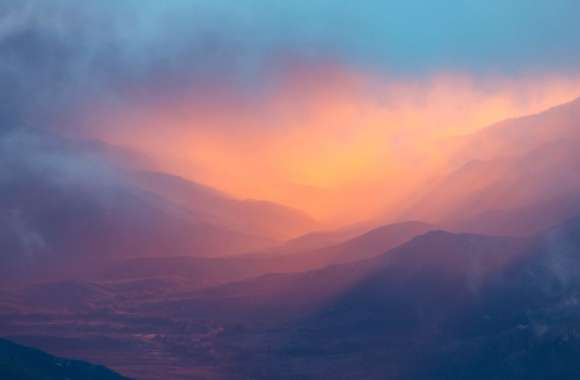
[402,97,580,235]
[131,171,318,241]
[156,230,528,322]
[255,221,436,272]
[139,216,580,379]
[0,338,132,380]
[0,164,273,283]
[272,223,372,254]
[98,228,528,379]
[0,130,277,284]
[4,99,580,379]
[83,221,435,291]
[3,217,580,379]
[453,96,580,162]
[213,217,580,379]
[0,221,434,316]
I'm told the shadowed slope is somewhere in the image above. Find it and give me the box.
[0,130,276,284]
[0,338,132,380]
[87,221,436,291]
[136,230,529,323]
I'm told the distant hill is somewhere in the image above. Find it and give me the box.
[402,97,580,235]
[158,229,528,323]
[83,221,436,292]
[1,129,313,284]
[453,96,580,162]
[132,171,318,241]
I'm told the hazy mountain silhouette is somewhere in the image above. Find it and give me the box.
[257,221,437,271]
[0,130,280,283]
[83,221,435,292]
[158,230,528,323]
[247,221,375,255]
[132,171,318,241]
[454,96,580,162]
[402,97,580,235]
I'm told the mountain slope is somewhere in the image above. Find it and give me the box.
[4,218,580,379]
[132,171,318,241]
[402,97,580,235]
[211,217,580,379]
[0,130,275,284]
[136,230,529,322]
[452,96,580,162]
[256,221,437,272]
[0,338,132,380]
[85,221,436,292]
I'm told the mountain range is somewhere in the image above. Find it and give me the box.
[0,129,317,284]
[3,97,580,379]
[402,97,580,236]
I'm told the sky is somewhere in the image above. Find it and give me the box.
[2,1,580,223]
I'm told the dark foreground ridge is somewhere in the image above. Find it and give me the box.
[0,338,132,380]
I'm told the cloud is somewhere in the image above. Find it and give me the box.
[2,1,580,132]
[1,1,580,223]
[0,127,129,272]
[90,67,580,223]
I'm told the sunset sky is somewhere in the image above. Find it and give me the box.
[3,0,580,223]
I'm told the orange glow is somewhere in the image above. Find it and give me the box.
[88,64,580,225]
